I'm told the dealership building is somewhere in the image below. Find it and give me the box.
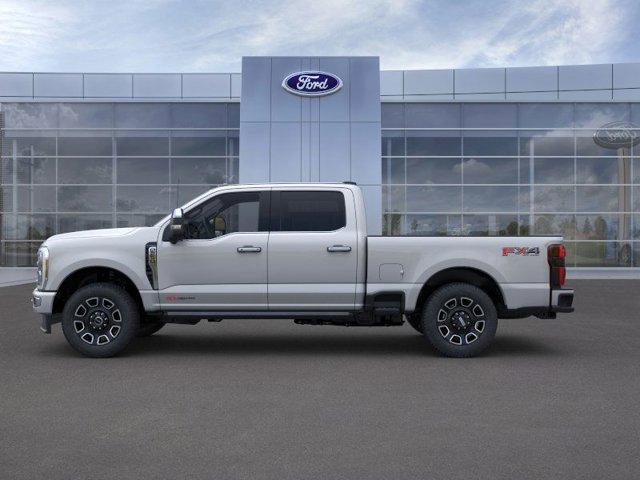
[1,57,639,277]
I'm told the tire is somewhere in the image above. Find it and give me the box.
[421,283,497,358]
[406,314,424,334]
[61,283,140,358]
[137,320,165,338]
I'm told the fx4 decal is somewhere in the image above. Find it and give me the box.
[502,247,540,257]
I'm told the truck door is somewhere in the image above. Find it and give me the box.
[156,189,270,310]
[268,188,358,310]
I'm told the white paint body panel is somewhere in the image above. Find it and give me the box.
[35,183,561,316]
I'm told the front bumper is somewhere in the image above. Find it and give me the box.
[31,289,58,334]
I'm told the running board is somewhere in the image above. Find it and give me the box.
[160,311,355,323]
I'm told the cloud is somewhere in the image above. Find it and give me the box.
[0,0,636,73]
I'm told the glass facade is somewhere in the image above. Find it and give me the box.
[1,100,639,269]
[382,103,640,268]
[0,102,239,266]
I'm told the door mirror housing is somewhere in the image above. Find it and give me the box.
[169,208,184,244]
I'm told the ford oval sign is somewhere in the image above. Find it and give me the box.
[593,121,640,149]
[282,71,343,97]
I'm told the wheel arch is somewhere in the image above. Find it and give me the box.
[413,267,505,315]
[53,266,144,316]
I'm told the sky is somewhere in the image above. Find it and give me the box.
[0,0,638,73]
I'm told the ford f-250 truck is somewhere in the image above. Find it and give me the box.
[32,183,574,358]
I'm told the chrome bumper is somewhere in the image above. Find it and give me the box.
[32,289,58,333]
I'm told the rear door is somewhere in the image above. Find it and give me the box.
[267,188,358,310]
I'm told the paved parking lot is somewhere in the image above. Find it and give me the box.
[1,280,639,479]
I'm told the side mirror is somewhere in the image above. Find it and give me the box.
[169,208,184,244]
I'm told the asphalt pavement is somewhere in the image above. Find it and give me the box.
[1,280,638,480]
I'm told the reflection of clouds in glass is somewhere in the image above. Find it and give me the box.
[3,104,57,128]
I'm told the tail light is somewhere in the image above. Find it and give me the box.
[548,243,566,287]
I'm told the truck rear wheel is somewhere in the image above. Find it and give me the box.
[61,283,140,358]
[421,283,497,358]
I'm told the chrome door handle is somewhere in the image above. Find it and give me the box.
[327,245,352,253]
[237,246,262,253]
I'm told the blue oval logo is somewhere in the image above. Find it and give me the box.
[282,71,343,97]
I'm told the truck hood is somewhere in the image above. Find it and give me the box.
[47,227,140,242]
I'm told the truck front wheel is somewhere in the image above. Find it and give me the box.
[61,283,140,358]
[422,283,497,358]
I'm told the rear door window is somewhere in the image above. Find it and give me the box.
[274,191,346,232]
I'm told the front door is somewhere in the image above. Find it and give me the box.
[267,189,358,310]
[156,189,270,310]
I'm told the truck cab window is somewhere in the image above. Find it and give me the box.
[276,191,346,232]
[184,191,262,239]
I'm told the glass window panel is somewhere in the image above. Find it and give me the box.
[635,186,640,212]
[463,104,517,128]
[117,158,169,185]
[227,130,239,157]
[518,104,574,129]
[171,158,227,184]
[406,186,461,213]
[406,158,461,184]
[382,158,405,184]
[574,103,630,128]
[406,214,462,236]
[2,136,56,156]
[382,213,404,235]
[171,135,226,156]
[2,103,58,128]
[16,157,55,184]
[117,214,166,228]
[114,104,170,128]
[278,191,345,232]
[58,137,112,156]
[117,186,172,213]
[116,136,168,156]
[176,185,213,206]
[58,158,112,184]
[574,242,631,267]
[576,157,628,184]
[462,157,518,184]
[519,186,532,213]
[461,214,519,236]
[406,132,461,156]
[228,103,240,127]
[634,243,640,267]
[532,214,576,239]
[464,135,518,156]
[577,186,630,212]
[16,186,56,212]
[7,214,55,240]
[58,103,113,128]
[519,158,530,184]
[406,104,460,128]
[533,158,574,184]
[0,242,39,267]
[381,131,404,156]
[576,135,630,156]
[1,186,13,211]
[58,186,113,212]
[463,186,518,213]
[228,158,239,184]
[382,186,405,212]
[1,158,12,183]
[575,214,629,241]
[171,103,227,128]
[634,158,640,183]
[533,186,575,212]
[634,215,640,239]
[519,134,574,156]
[58,214,113,233]
[381,103,404,128]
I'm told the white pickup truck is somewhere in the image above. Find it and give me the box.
[32,182,574,358]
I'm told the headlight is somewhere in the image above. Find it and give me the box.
[36,246,49,290]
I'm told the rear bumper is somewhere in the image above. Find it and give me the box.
[499,288,574,319]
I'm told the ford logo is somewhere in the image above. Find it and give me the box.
[593,121,640,149]
[282,71,343,97]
